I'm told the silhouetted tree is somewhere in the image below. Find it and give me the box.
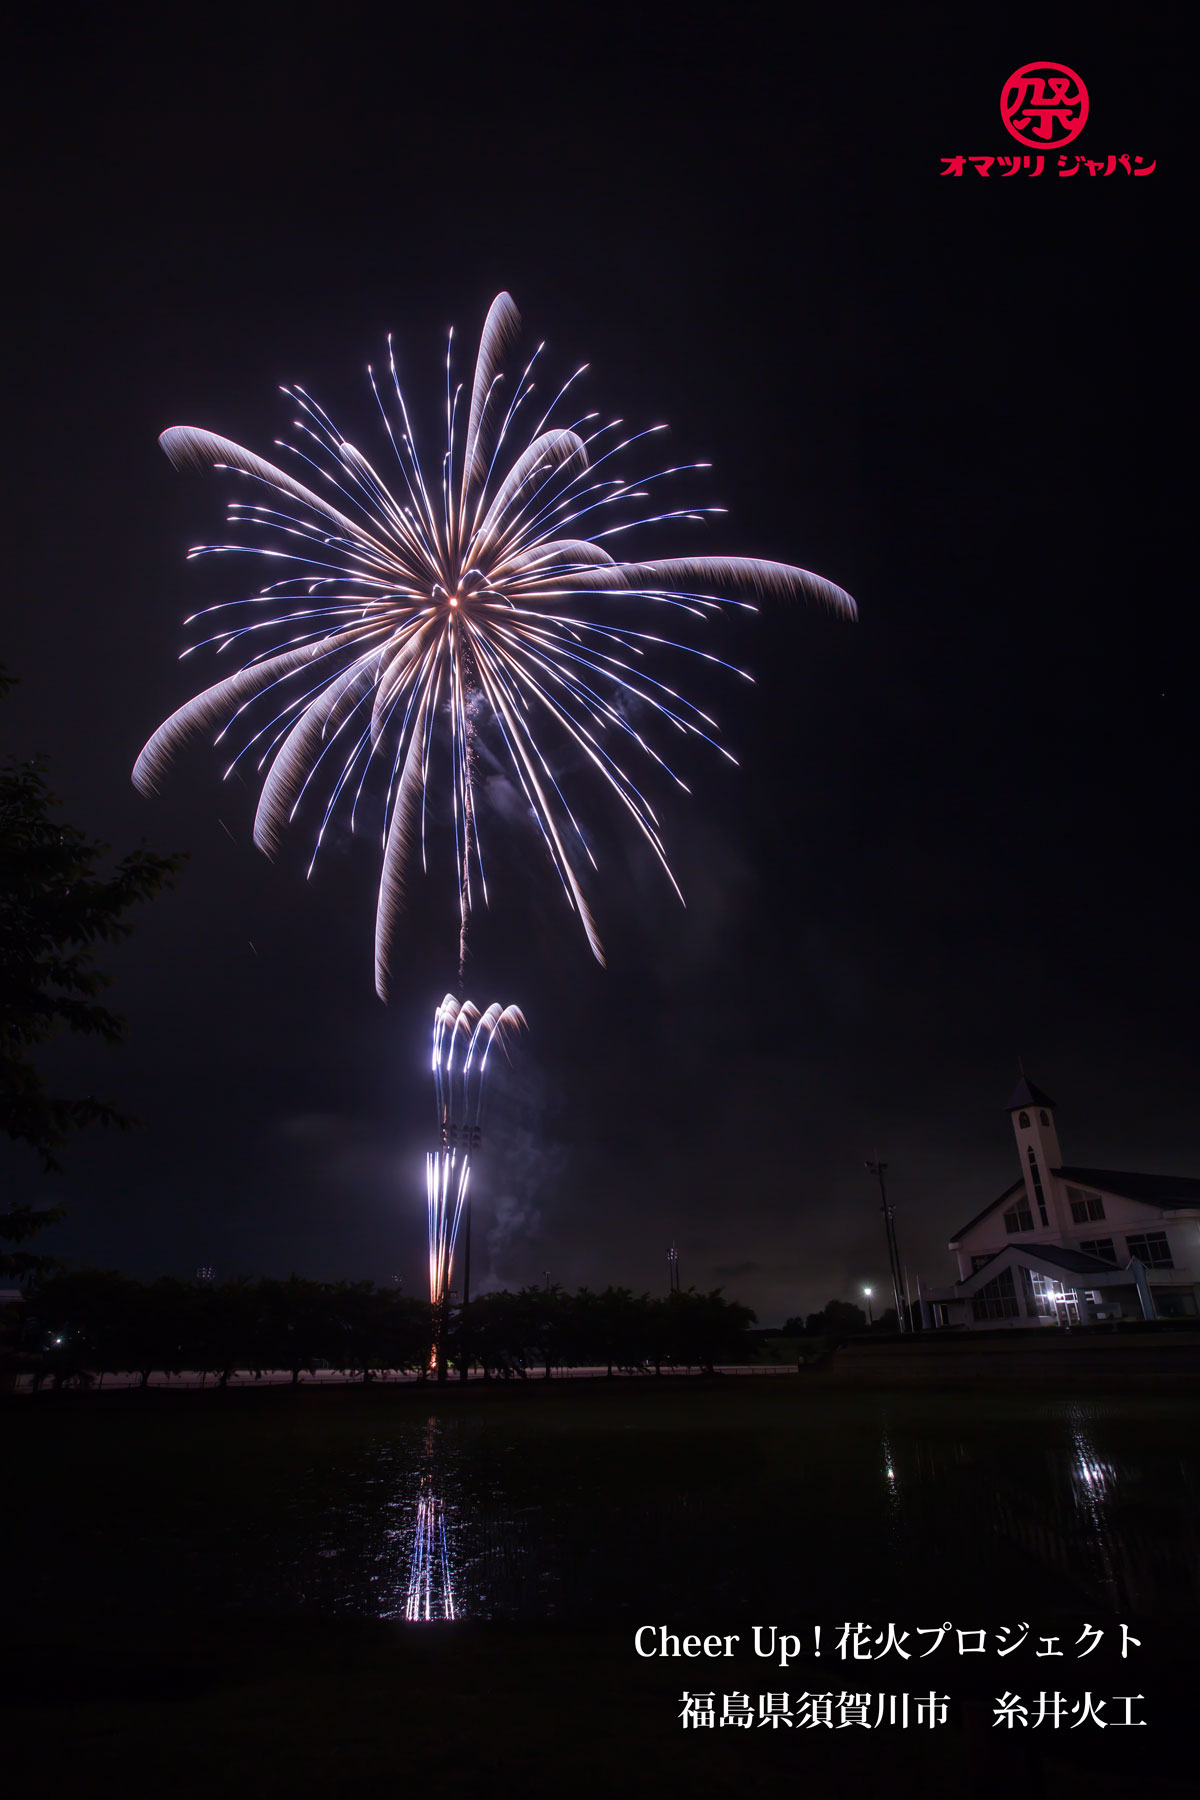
[1,672,182,1282]
[804,1299,868,1341]
[256,1276,333,1382]
[660,1288,757,1373]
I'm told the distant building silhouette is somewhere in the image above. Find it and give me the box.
[922,1078,1200,1328]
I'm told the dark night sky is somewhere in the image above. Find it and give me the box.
[6,9,1193,1323]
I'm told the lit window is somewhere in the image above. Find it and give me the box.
[1126,1232,1173,1269]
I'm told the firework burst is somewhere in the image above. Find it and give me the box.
[134,294,855,993]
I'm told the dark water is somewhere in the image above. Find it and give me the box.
[7,1385,1198,1634]
[209,1389,1200,1625]
[7,1384,1200,1799]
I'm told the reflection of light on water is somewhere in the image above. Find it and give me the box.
[879,1427,903,1558]
[1071,1422,1115,1502]
[400,1418,459,1622]
[405,1490,457,1621]
[1069,1414,1122,1608]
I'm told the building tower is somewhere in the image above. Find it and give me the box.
[1006,1075,1064,1233]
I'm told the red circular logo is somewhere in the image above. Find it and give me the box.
[1001,62,1089,149]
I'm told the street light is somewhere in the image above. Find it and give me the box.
[862,1286,874,1326]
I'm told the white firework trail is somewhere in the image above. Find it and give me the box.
[133,293,855,995]
[427,995,525,1319]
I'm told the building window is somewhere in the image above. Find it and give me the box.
[971,1254,995,1272]
[1028,1270,1081,1323]
[1039,1110,1050,1126]
[1079,1238,1117,1264]
[1154,1292,1197,1319]
[972,1267,1019,1321]
[1126,1232,1173,1269]
[1018,1111,1030,1128]
[1068,1189,1106,1224]
[1026,1146,1049,1226]
[1004,1200,1034,1233]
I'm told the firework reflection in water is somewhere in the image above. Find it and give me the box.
[405,1420,457,1622]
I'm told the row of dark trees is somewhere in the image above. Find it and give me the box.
[782,1299,901,1338]
[10,1272,758,1387]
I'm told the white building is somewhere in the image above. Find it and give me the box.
[923,1078,1200,1329]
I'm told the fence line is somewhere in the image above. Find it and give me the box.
[11,1361,800,1392]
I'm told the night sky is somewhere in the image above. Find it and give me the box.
[7,12,1192,1324]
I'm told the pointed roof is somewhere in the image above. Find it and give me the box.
[948,1178,1026,1245]
[955,1242,1139,1294]
[1005,1076,1056,1112]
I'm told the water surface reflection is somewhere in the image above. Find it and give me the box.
[272,1392,1199,1624]
[399,1419,457,1621]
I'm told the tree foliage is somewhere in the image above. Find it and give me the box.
[0,752,183,1173]
[9,1275,758,1386]
[784,1299,870,1340]
[0,670,184,1281]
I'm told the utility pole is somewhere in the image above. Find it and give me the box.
[459,1199,471,1382]
[865,1159,907,1333]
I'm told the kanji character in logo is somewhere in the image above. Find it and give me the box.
[1032,1690,1070,1728]
[1001,62,1089,150]
[873,1624,911,1659]
[837,1693,873,1728]
[836,1622,875,1660]
[994,1691,1029,1728]
[680,1691,716,1729]
[758,1693,793,1729]
[720,1692,754,1729]
[1070,1693,1108,1728]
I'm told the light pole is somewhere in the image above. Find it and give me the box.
[865,1159,907,1333]
[863,1285,874,1326]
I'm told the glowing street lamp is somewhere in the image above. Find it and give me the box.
[862,1286,874,1326]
